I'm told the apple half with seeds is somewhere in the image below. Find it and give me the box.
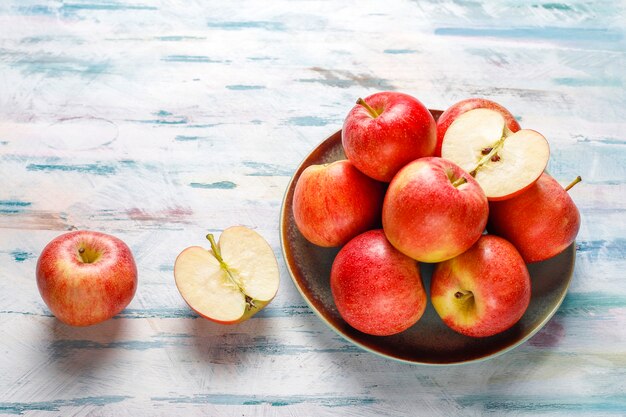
[174,226,279,324]
[441,108,550,201]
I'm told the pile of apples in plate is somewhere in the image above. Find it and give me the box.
[292,92,581,338]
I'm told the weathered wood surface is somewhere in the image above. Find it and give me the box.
[0,1,624,415]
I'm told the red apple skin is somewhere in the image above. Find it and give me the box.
[436,98,521,157]
[331,229,427,336]
[382,157,488,263]
[431,235,531,338]
[342,91,436,182]
[292,159,385,247]
[36,230,138,326]
[488,173,581,263]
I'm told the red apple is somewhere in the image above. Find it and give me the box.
[382,157,488,263]
[431,235,531,338]
[342,91,436,182]
[436,97,521,157]
[292,159,385,247]
[36,230,137,326]
[488,173,581,263]
[441,108,550,201]
[330,229,426,336]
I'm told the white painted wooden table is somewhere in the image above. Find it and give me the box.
[1,1,625,415]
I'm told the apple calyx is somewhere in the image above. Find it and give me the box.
[206,233,256,310]
[356,98,380,118]
[454,290,474,301]
[565,175,582,192]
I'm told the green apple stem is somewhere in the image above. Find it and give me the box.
[565,176,582,191]
[206,233,255,310]
[356,98,380,118]
[469,126,509,177]
[452,176,467,188]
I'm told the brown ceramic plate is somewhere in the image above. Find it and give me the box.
[279,110,575,365]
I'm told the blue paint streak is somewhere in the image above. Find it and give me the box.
[456,394,626,413]
[116,308,197,319]
[16,5,56,16]
[161,55,224,63]
[156,36,206,41]
[11,250,34,263]
[175,135,204,141]
[226,85,266,90]
[26,164,116,175]
[207,21,285,31]
[0,200,31,207]
[243,161,294,177]
[0,396,130,415]
[434,27,623,43]
[189,181,237,189]
[50,340,169,358]
[11,58,110,78]
[553,77,622,87]
[287,116,332,127]
[152,394,376,407]
[576,239,626,259]
[384,49,417,54]
[60,3,157,12]
[155,110,173,116]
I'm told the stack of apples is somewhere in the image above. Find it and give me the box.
[292,92,581,338]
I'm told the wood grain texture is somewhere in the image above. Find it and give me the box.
[1,0,624,415]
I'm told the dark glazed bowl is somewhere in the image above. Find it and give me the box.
[279,110,576,365]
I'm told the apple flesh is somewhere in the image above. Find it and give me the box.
[36,230,137,326]
[488,173,581,263]
[382,157,488,263]
[292,159,385,247]
[330,229,426,336]
[431,235,531,338]
[342,91,436,182]
[174,226,279,324]
[436,97,521,157]
[441,108,550,201]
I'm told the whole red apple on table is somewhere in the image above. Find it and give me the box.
[435,97,521,157]
[382,157,488,263]
[441,108,550,201]
[36,230,138,326]
[488,173,581,263]
[431,235,531,338]
[342,91,436,182]
[330,229,427,336]
[292,159,385,247]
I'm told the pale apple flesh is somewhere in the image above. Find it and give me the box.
[174,226,279,324]
[435,97,521,157]
[442,108,550,201]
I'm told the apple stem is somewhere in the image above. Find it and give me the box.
[452,176,467,188]
[565,176,582,192]
[356,98,380,118]
[206,233,255,311]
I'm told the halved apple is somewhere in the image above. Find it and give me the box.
[441,108,550,201]
[174,226,279,324]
